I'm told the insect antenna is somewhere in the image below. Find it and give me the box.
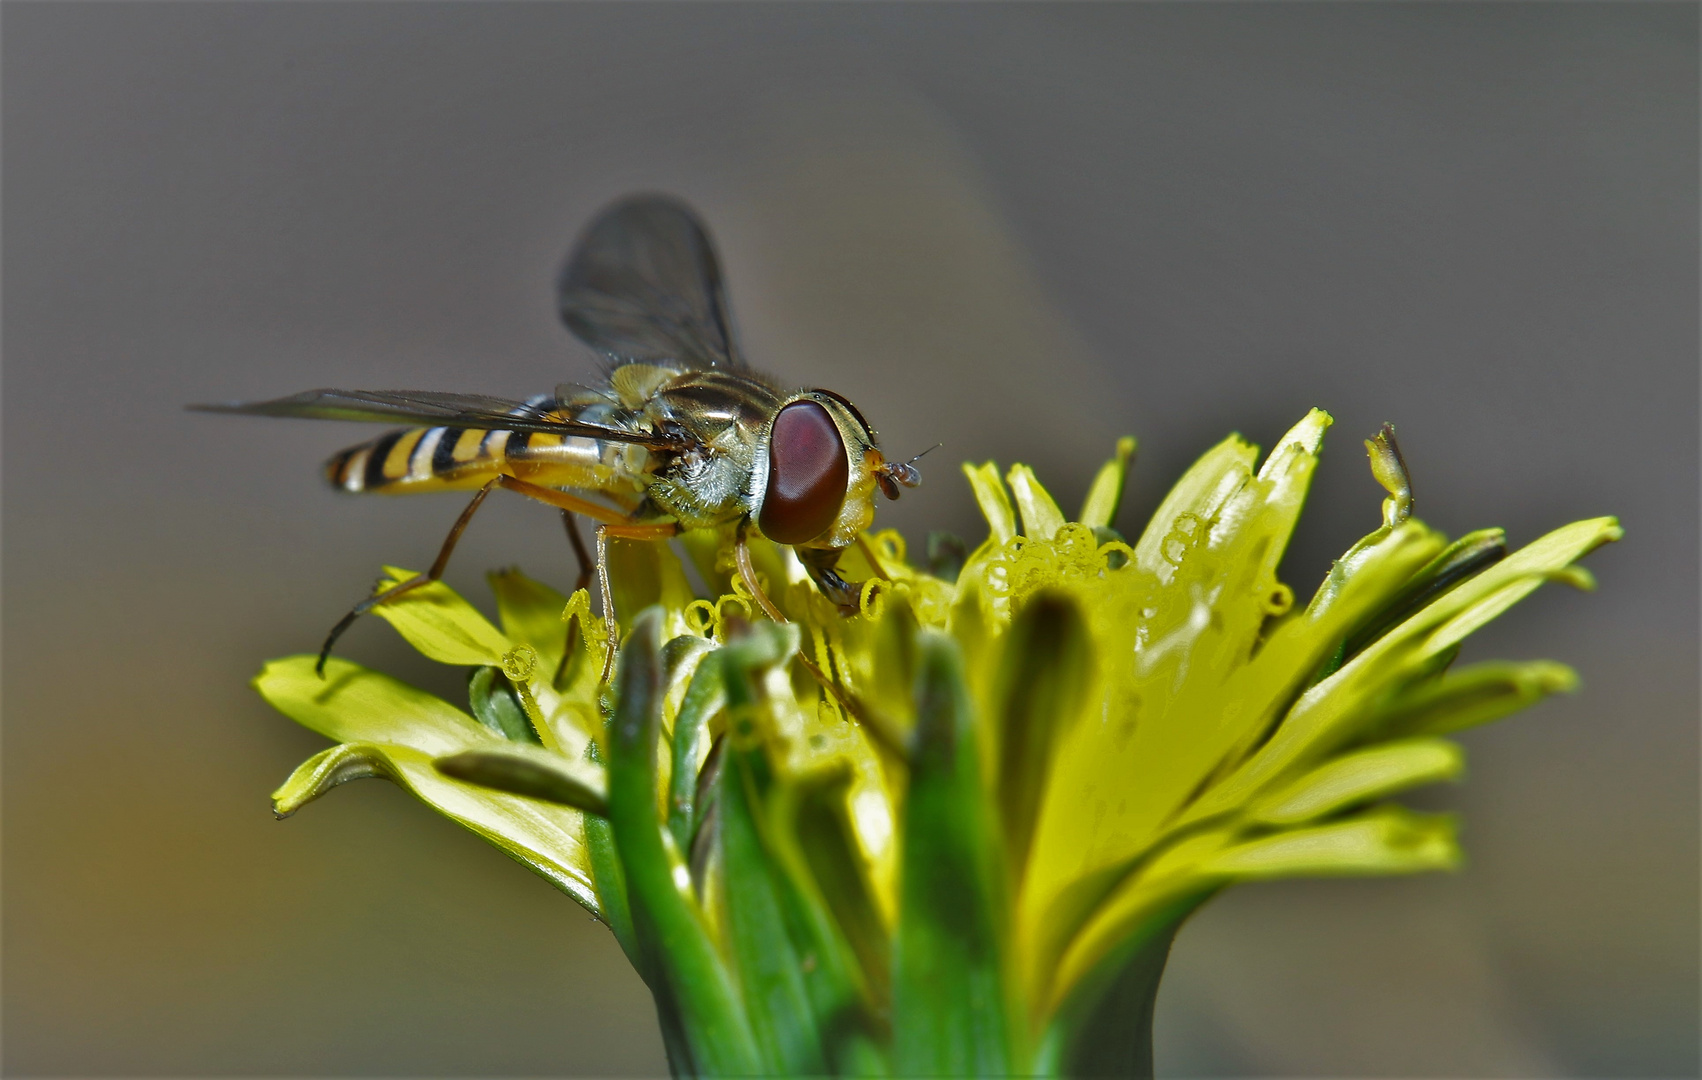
[876,442,937,498]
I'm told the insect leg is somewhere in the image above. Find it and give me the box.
[561,511,593,593]
[493,474,634,524]
[485,474,677,682]
[728,530,902,751]
[318,477,500,676]
[734,521,789,623]
[595,520,683,681]
[854,533,893,582]
[796,545,863,615]
[554,511,595,689]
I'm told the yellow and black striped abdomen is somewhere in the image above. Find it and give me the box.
[327,426,500,493]
[325,425,644,496]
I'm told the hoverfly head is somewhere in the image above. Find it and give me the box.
[756,391,920,547]
[757,398,852,545]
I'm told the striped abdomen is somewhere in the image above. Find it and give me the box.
[325,424,648,497]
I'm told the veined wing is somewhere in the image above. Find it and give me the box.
[556,194,744,370]
[189,388,693,451]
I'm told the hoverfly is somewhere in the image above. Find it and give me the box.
[194,194,922,675]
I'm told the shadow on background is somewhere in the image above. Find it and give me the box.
[4,4,1695,1076]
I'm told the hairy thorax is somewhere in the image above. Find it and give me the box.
[637,366,784,529]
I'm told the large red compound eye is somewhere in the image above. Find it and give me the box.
[759,400,849,545]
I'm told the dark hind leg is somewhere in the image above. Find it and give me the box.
[555,510,595,687]
[318,478,501,675]
[796,545,864,615]
[562,510,593,593]
[319,474,665,679]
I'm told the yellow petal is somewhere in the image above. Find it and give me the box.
[1006,464,1067,541]
[1129,433,1258,582]
[962,461,1017,546]
[488,568,571,668]
[1050,807,1456,1011]
[1078,436,1137,531]
[1215,516,1621,806]
[1250,738,1463,826]
[256,655,489,755]
[272,741,598,913]
[370,566,512,666]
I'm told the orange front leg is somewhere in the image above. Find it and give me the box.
[317,472,678,682]
[498,474,679,681]
[494,474,635,525]
[595,519,682,680]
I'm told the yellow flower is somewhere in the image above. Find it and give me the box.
[262,409,1617,1077]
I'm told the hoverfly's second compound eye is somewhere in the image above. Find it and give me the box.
[760,400,850,545]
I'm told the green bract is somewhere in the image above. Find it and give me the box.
[260,409,1618,1077]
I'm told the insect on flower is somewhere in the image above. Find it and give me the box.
[193,195,925,675]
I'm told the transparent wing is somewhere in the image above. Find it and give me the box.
[556,194,744,369]
[189,388,692,451]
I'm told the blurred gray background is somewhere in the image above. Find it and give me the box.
[4,3,1695,1076]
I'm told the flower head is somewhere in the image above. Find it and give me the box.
[262,409,1617,1077]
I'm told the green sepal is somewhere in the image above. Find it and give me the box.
[717,743,828,1076]
[995,590,1093,882]
[776,766,892,1020]
[716,635,888,1076]
[668,650,726,854]
[606,608,760,1078]
[1037,890,1206,1080]
[716,629,823,1074]
[467,666,542,743]
[758,767,895,1077]
[584,809,640,968]
[434,743,608,816]
[893,632,1018,1077]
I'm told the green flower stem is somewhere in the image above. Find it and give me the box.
[606,609,760,1078]
[1037,890,1210,1079]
